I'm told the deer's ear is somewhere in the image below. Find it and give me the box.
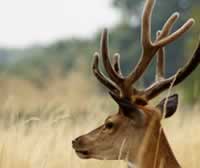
[156,94,178,118]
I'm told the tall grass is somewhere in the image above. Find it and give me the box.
[0,65,199,168]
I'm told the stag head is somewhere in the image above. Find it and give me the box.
[72,94,178,161]
[72,0,200,165]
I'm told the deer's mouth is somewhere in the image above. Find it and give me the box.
[75,149,90,158]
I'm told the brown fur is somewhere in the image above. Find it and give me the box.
[72,105,181,168]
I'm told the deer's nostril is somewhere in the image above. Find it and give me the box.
[72,137,81,147]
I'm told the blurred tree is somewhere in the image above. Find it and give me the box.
[5,39,96,88]
[113,0,199,20]
[182,6,200,104]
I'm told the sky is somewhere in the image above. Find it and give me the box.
[0,0,119,48]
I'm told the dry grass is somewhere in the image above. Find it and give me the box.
[0,66,199,168]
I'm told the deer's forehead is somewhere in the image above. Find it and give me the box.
[138,105,162,120]
[105,106,161,126]
[106,113,128,123]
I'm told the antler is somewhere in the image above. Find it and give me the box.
[112,53,122,76]
[92,30,140,98]
[143,41,200,100]
[92,0,199,103]
[125,0,194,87]
[156,31,165,81]
[92,52,121,95]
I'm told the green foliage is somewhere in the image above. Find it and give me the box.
[2,39,96,86]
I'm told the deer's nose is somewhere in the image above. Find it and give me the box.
[72,137,81,147]
[72,139,77,145]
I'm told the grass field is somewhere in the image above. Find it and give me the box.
[0,68,199,168]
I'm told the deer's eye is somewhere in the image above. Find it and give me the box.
[105,122,114,129]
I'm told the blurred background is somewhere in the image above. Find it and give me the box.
[0,0,199,168]
[0,0,199,103]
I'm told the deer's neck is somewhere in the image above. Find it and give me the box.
[129,129,181,168]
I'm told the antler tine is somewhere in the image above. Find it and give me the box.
[125,0,156,87]
[92,52,120,94]
[144,41,200,100]
[142,0,155,48]
[154,18,195,48]
[101,29,123,83]
[158,12,180,40]
[155,13,180,81]
[112,53,122,76]
[156,31,165,81]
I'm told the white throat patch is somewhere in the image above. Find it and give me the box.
[128,161,137,168]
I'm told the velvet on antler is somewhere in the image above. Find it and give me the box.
[92,0,199,104]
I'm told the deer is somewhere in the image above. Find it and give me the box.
[72,0,200,167]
